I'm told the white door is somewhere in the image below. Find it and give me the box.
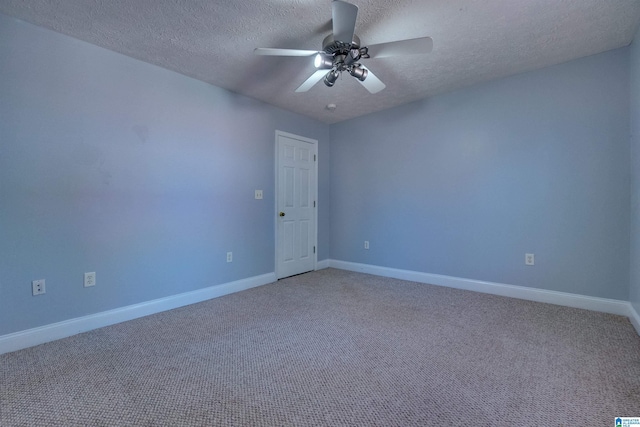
[276,131,317,279]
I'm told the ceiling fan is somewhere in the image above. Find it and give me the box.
[254,0,433,94]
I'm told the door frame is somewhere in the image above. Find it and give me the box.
[274,130,318,279]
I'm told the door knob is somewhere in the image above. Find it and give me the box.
[279,212,285,217]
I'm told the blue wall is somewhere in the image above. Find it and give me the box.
[631,27,640,316]
[1,12,637,338]
[0,15,330,335]
[330,48,631,300]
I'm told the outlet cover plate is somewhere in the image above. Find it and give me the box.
[84,272,96,287]
[32,279,46,295]
[525,253,535,266]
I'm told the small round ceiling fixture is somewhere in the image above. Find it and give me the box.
[326,103,337,111]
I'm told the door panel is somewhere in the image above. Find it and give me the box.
[284,166,295,207]
[283,220,295,262]
[300,220,309,259]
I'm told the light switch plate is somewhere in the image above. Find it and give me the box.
[255,190,263,199]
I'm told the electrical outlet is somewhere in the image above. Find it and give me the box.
[255,190,263,199]
[364,241,369,250]
[84,272,96,287]
[227,252,233,263]
[525,253,535,266]
[32,279,45,296]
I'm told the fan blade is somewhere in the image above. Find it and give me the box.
[359,66,386,94]
[366,37,433,59]
[295,70,327,93]
[254,48,318,57]
[332,0,358,43]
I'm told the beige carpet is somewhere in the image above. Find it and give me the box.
[1,268,639,426]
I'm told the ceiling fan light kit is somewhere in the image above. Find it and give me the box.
[254,0,433,94]
[324,69,340,87]
[314,53,334,70]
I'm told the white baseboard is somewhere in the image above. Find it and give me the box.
[0,272,276,355]
[4,264,638,355]
[629,303,640,336]
[316,259,330,270]
[329,260,638,330]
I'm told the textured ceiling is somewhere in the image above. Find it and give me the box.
[1,0,640,123]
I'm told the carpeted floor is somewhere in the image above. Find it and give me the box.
[1,268,639,426]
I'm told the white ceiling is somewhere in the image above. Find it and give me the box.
[1,1,640,124]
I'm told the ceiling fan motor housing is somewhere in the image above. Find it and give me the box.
[322,34,360,54]
[321,33,367,84]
